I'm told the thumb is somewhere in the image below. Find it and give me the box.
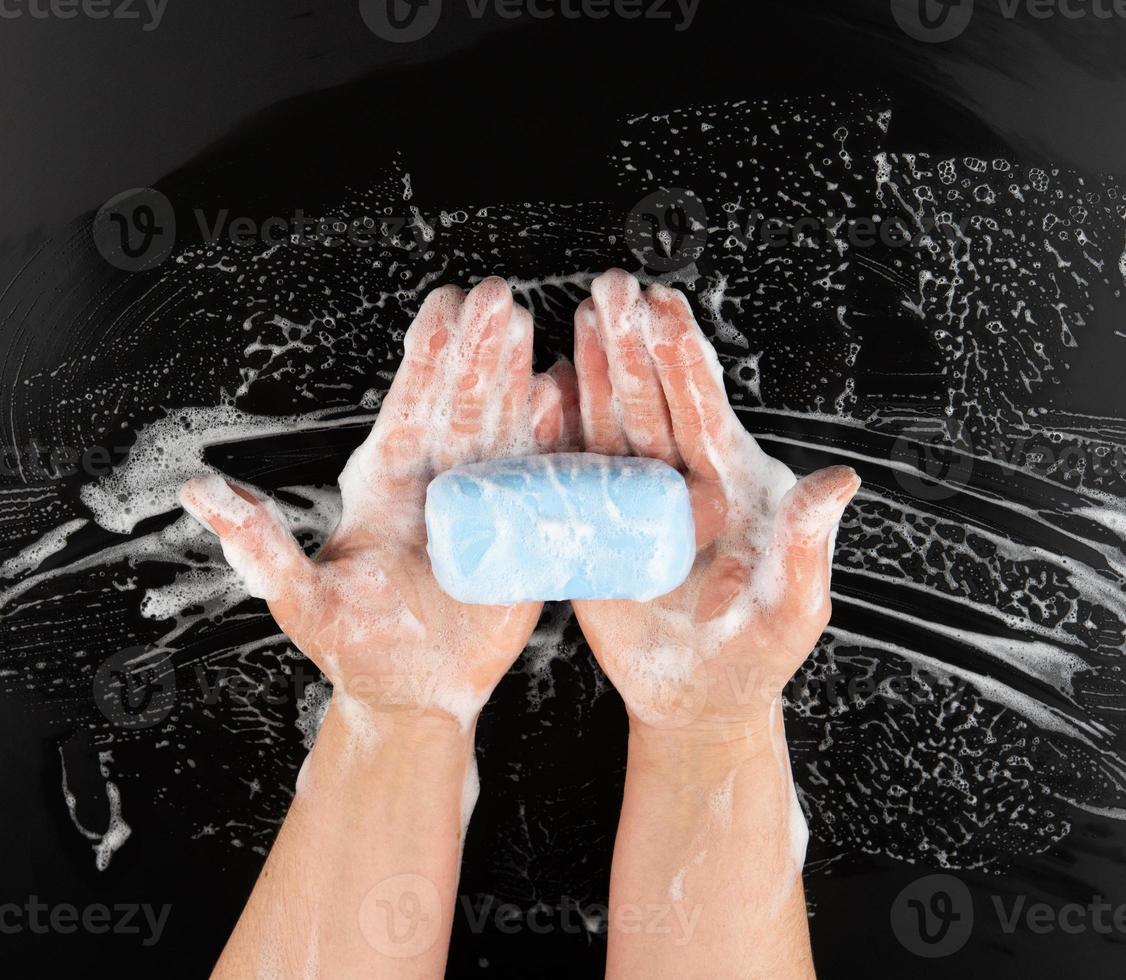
[530,357,582,452]
[776,465,860,582]
[547,357,581,451]
[179,474,314,603]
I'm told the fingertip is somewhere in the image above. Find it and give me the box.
[644,286,699,351]
[179,474,256,535]
[476,274,510,291]
[530,374,564,449]
[530,372,562,408]
[643,279,685,305]
[783,465,860,544]
[590,267,640,310]
[227,482,262,506]
[574,296,597,330]
[822,465,862,504]
[464,276,513,325]
[178,477,213,530]
[574,304,608,363]
[547,356,578,395]
[418,283,466,319]
[508,302,534,345]
[179,472,224,511]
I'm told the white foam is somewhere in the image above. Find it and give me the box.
[460,753,480,842]
[707,770,736,827]
[668,867,687,902]
[0,518,87,579]
[81,404,329,535]
[58,747,132,872]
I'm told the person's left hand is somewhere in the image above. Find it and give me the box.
[570,269,859,741]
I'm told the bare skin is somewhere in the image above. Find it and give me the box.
[181,277,577,979]
[184,270,856,978]
[571,269,860,980]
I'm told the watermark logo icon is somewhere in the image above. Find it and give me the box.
[93,646,177,729]
[891,874,974,957]
[359,873,444,958]
[359,0,442,41]
[889,427,974,501]
[891,0,974,41]
[625,188,708,273]
[641,649,710,730]
[92,188,176,272]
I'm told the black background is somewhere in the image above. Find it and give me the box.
[2,1,1126,977]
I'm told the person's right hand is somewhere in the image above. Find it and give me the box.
[570,269,859,742]
[180,277,577,732]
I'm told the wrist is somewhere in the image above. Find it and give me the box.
[318,695,477,762]
[292,698,479,823]
[323,662,489,728]
[625,698,787,783]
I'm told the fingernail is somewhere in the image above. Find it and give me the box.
[179,474,255,530]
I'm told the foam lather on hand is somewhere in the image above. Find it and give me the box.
[425,453,695,604]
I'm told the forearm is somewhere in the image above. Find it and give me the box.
[606,700,815,980]
[213,697,478,980]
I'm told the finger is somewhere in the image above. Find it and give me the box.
[443,277,515,462]
[776,465,861,590]
[493,302,535,454]
[377,284,464,425]
[179,474,315,603]
[644,283,751,481]
[574,298,628,456]
[343,285,465,504]
[530,373,564,451]
[547,357,582,451]
[590,269,680,466]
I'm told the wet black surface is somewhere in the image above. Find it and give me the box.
[1,2,1126,977]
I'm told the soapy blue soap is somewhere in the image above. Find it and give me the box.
[425,453,696,604]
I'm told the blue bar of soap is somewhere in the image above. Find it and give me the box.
[425,453,696,604]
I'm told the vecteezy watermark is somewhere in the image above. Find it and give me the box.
[889,425,1126,502]
[889,427,976,503]
[891,874,974,957]
[0,897,171,946]
[892,0,1126,43]
[710,663,976,717]
[625,188,709,273]
[358,0,443,41]
[359,874,445,959]
[623,194,977,273]
[783,667,970,711]
[0,442,129,482]
[721,207,974,252]
[893,873,1126,957]
[891,0,976,41]
[92,188,177,273]
[0,0,169,30]
[93,648,443,730]
[460,894,702,944]
[92,187,435,272]
[360,882,701,955]
[93,646,178,730]
[358,0,698,42]
[189,209,434,253]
